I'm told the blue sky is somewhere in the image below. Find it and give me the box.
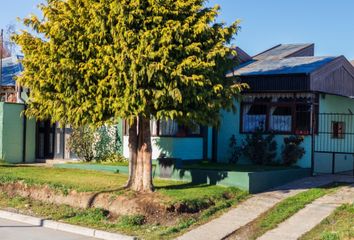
[1,0,354,59]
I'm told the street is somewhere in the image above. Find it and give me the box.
[0,218,96,240]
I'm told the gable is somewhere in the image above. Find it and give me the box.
[310,56,354,97]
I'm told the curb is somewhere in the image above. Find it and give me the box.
[0,210,135,240]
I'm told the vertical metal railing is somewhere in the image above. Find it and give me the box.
[314,113,354,176]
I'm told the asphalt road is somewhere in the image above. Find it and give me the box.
[0,218,96,240]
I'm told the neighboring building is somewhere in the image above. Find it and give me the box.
[122,43,354,175]
[0,56,23,103]
[221,44,354,174]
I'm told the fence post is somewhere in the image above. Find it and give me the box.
[311,104,316,176]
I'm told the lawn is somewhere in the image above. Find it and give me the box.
[300,204,354,240]
[228,183,344,240]
[0,165,248,239]
[183,161,299,172]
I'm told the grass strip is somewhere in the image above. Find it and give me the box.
[230,183,344,240]
[0,165,248,239]
[0,191,247,240]
[299,203,354,240]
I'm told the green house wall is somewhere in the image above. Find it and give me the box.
[216,101,312,168]
[314,94,354,173]
[0,103,36,163]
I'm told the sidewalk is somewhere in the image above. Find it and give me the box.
[257,184,354,240]
[177,175,354,240]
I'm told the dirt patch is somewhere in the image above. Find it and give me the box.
[0,182,213,226]
[0,182,164,218]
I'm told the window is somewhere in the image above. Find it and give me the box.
[332,122,345,139]
[242,104,267,132]
[241,95,316,135]
[270,106,292,132]
[159,119,179,136]
[123,119,201,137]
[295,105,311,135]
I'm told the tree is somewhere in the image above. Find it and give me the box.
[13,0,247,192]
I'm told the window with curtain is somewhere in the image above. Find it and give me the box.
[123,119,202,137]
[159,119,179,136]
[270,106,292,132]
[242,104,267,132]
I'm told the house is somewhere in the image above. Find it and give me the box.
[0,55,23,103]
[122,43,354,175]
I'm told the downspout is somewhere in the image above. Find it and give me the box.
[19,87,27,163]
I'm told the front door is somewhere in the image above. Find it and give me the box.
[54,123,65,159]
[36,121,55,159]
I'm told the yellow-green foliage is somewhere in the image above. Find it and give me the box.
[13,0,246,127]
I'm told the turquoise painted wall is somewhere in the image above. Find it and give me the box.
[217,101,312,168]
[123,136,205,160]
[0,103,36,163]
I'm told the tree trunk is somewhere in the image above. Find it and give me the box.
[126,116,154,192]
[125,118,137,188]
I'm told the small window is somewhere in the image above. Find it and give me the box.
[332,122,345,139]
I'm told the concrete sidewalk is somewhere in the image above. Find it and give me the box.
[257,184,354,240]
[177,175,354,240]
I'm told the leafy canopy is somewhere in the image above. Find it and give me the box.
[14,0,246,127]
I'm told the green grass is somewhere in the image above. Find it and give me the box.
[300,204,354,240]
[232,184,343,240]
[0,165,246,201]
[183,161,298,172]
[0,165,248,239]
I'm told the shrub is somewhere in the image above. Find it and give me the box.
[68,125,124,162]
[242,128,277,165]
[67,126,95,162]
[228,135,242,164]
[282,136,305,166]
[94,125,122,161]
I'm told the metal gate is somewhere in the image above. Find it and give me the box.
[314,113,354,176]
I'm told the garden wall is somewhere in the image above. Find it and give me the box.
[54,163,311,193]
[0,102,36,163]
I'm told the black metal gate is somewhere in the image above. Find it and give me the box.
[314,113,354,176]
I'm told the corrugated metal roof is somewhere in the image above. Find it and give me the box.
[1,56,22,86]
[229,56,337,77]
[253,44,314,60]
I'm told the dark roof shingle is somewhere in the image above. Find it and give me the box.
[228,56,337,77]
[253,44,314,60]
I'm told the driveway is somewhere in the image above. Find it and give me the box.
[0,218,96,240]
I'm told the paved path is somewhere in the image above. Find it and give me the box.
[0,218,96,240]
[177,175,354,240]
[257,184,354,240]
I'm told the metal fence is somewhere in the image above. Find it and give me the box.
[314,113,354,176]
